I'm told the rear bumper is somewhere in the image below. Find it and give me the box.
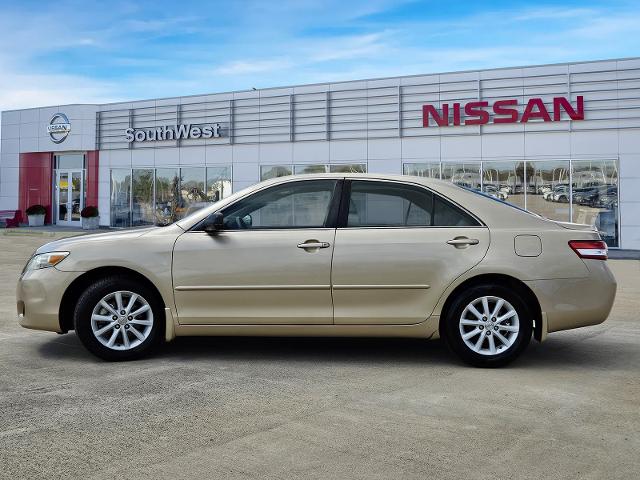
[526,260,617,333]
[16,267,81,333]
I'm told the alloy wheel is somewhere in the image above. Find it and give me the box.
[458,295,520,356]
[90,291,154,351]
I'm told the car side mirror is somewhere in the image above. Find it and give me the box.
[203,212,224,234]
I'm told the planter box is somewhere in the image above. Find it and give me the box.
[27,214,45,227]
[82,216,100,230]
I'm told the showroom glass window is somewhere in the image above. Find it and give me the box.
[180,167,206,218]
[110,166,232,227]
[207,166,232,202]
[155,168,180,225]
[110,169,131,227]
[441,162,481,190]
[132,169,155,226]
[260,164,367,181]
[403,162,441,179]
[261,165,292,180]
[294,164,326,175]
[221,180,337,229]
[525,160,571,222]
[482,161,525,210]
[572,159,618,247]
[329,164,366,174]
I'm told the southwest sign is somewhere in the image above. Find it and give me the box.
[422,96,584,127]
[125,123,223,142]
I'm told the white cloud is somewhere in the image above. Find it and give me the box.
[512,7,596,21]
[310,32,391,62]
[0,69,118,111]
[214,58,294,75]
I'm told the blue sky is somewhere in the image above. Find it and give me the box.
[0,0,639,111]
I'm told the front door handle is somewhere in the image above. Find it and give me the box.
[447,237,479,247]
[297,241,331,249]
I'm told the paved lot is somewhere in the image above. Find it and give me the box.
[0,230,638,480]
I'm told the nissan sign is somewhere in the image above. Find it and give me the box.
[125,123,223,142]
[422,96,584,127]
[47,113,71,143]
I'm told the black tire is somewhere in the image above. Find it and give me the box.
[442,284,532,368]
[74,275,164,361]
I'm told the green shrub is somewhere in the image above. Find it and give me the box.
[26,205,46,216]
[81,206,99,218]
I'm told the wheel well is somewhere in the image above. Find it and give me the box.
[439,273,544,342]
[58,266,165,332]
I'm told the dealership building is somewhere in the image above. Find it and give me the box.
[1,57,639,248]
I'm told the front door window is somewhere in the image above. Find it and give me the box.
[220,180,338,230]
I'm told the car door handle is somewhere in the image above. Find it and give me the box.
[297,241,331,249]
[447,237,479,247]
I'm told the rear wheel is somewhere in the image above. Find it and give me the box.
[74,276,164,361]
[442,285,532,367]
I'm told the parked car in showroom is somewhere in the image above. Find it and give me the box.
[481,184,508,201]
[542,185,561,201]
[17,173,616,367]
[573,186,598,206]
[593,187,618,209]
[546,184,570,203]
[572,183,608,206]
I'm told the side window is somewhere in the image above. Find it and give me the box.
[433,196,478,226]
[347,181,433,227]
[221,180,337,230]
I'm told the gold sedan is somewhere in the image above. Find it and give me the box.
[17,174,616,366]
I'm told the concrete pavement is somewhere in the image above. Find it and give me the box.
[0,232,638,479]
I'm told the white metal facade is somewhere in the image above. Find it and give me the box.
[1,58,640,248]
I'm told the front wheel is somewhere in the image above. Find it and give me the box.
[74,276,164,361]
[442,285,532,367]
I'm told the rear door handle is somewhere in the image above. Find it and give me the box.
[447,237,479,247]
[297,241,331,249]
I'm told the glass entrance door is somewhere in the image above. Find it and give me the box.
[56,170,83,226]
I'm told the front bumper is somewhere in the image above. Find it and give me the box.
[526,259,617,333]
[16,267,82,333]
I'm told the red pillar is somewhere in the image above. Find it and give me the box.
[86,150,99,208]
[19,152,53,224]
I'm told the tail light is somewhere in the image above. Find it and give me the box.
[569,240,608,260]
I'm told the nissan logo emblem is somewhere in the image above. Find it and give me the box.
[47,113,71,144]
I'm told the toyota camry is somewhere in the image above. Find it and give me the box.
[17,173,616,367]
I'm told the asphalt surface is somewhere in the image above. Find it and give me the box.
[1,231,639,480]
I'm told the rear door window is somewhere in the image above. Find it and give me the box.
[344,180,479,227]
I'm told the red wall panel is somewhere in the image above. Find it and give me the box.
[19,152,53,224]
[86,150,99,208]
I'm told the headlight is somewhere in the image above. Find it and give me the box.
[23,252,69,273]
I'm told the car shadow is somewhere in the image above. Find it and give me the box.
[162,335,455,366]
[36,330,639,370]
[36,333,457,366]
[36,334,96,362]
